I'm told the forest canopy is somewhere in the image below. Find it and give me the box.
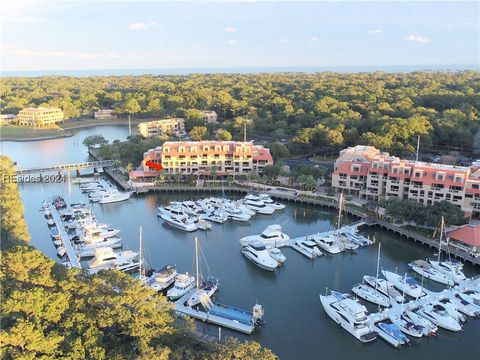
[1,71,479,155]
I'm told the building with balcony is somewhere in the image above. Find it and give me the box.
[138,118,186,138]
[129,141,273,180]
[202,110,218,124]
[332,145,480,217]
[16,107,64,127]
[94,109,117,119]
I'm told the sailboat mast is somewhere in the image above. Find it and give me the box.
[337,193,343,231]
[437,216,444,263]
[375,242,381,291]
[195,237,200,289]
[139,226,143,277]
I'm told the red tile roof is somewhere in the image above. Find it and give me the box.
[448,224,480,247]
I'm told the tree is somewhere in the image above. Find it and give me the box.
[267,142,290,161]
[82,135,108,149]
[262,164,282,184]
[124,99,141,135]
[215,128,232,141]
[189,126,208,141]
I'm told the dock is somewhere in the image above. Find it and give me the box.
[174,290,256,334]
[50,206,82,268]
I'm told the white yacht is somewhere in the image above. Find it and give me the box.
[429,260,467,283]
[267,248,286,264]
[187,276,219,307]
[243,199,275,215]
[160,213,198,232]
[418,303,462,331]
[76,238,122,258]
[241,241,279,271]
[202,211,228,224]
[196,219,213,231]
[235,201,256,216]
[99,191,130,204]
[257,194,286,210]
[319,292,378,343]
[404,310,438,336]
[88,247,140,273]
[314,233,343,254]
[449,293,480,318]
[351,284,391,307]
[294,239,323,258]
[363,275,405,303]
[389,313,424,338]
[157,205,189,218]
[239,224,290,247]
[382,271,425,299]
[223,207,251,222]
[167,273,196,301]
[409,260,455,286]
[144,265,178,292]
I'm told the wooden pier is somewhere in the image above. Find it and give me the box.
[16,160,115,175]
[50,207,82,269]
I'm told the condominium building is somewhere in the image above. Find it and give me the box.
[0,114,16,125]
[138,118,186,138]
[332,145,480,217]
[202,110,218,124]
[16,107,64,127]
[94,109,117,119]
[129,141,273,180]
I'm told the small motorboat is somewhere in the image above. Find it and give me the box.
[377,322,410,346]
[267,247,286,264]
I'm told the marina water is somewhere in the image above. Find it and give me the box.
[2,126,480,359]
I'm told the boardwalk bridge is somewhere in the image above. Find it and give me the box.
[15,160,116,175]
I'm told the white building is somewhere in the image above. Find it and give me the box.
[94,110,117,119]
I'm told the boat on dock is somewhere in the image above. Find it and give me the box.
[143,265,178,292]
[404,310,438,336]
[267,248,286,264]
[364,276,405,303]
[167,273,196,301]
[417,303,462,331]
[409,260,455,286]
[352,284,391,307]
[389,313,424,338]
[319,291,378,343]
[376,322,409,346]
[161,213,198,232]
[382,271,425,299]
[50,225,60,240]
[239,224,290,247]
[88,247,141,273]
[292,239,323,259]
[99,190,130,204]
[241,241,280,272]
[243,198,275,215]
[313,233,343,254]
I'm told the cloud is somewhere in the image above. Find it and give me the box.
[224,27,236,32]
[129,22,147,30]
[281,38,288,43]
[405,34,431,44]
[369,29,384,34]
[1,43,145,59]
[311,36,318,42]
[195,43,204,48]
[227,40,238,45]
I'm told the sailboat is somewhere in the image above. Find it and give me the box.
[186,237,219,307]
[335,193,358,251]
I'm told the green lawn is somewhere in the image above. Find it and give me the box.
[0,125,68,140]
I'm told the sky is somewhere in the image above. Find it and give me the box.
[1,0,479,71]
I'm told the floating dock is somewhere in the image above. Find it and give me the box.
[50,206,82,268]
[174,290,257,334]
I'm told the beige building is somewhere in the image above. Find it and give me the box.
[94,109,117,119]
[202,110,218,124]
[16,107,64,127]
[332,145,480,217]
[0,114,16,125]
[138,118,186,138]
[129,141,273,180]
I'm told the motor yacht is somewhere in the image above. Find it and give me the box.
[351,284,391,307]
[143,265,178,292]
[99,191,130,204]
[389,313,425,338]
[457,290,480,307]
[187,276,219,307]
[257,194,286,210]
[382,271,425,299]
[56,246,66,257]
[404,310,438,336]
[338,236,359,250]
[223,207,251,222]
[314,233,343,254]
[50,226,60,240]
[202,211,228,224]
[196,219,213,231]
[161,213,198,232]
[341,228,373,247]
[167,273,196,301]
[241,241,280,271]
[363,275,405,303]
[319,291,378,343]
[157,205,189,218]
[46,218,55,226]
[88,247,141,273]
[418,303,462,331]
[449,293,480,318]
[235,201,256,216]
[377,322,409,345]
[435,300,467,324]
[243,199,275,215]
[267,248,286,264]
[239,224,290,247]
[409,260,455,286]
[429,260,467,283]
[295,239,323,258]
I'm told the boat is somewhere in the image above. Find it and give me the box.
[382,271,425,299]
[319,291,378,343]
[160,213,198,232]
[99,191,130,204]
[157,205,189,218]
[341,227,373,246]
[46,218,55,226]
[243,199,275,215]
[239,224,290,247]
[88,247,141,273]
[389,313,424,338]
[267,247,286,264]
[418,303,462,331]
[144,265,178,292]
[363,276,405,303]
[449,293,480,318]
[351,284,391,307]
[56,246,66,257]
[236,201,256,216]
[223,207,251,222]
[457,290,480,308]
[202,211,228,224]
[428,217,467,283]
[196,219,213,231]
[338,236,359,250]
[409,260,455,286]
[377,322,409,345]
[314,233,343,254]
[241,241,279,272]
[167,273,196,301]
[435,299,467,324]
[404,310,438,336]
[52,195,67,210]
[294,239,323,258]
[50,225,60,240]
[257,194,286,210]
[186,237,219,307]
